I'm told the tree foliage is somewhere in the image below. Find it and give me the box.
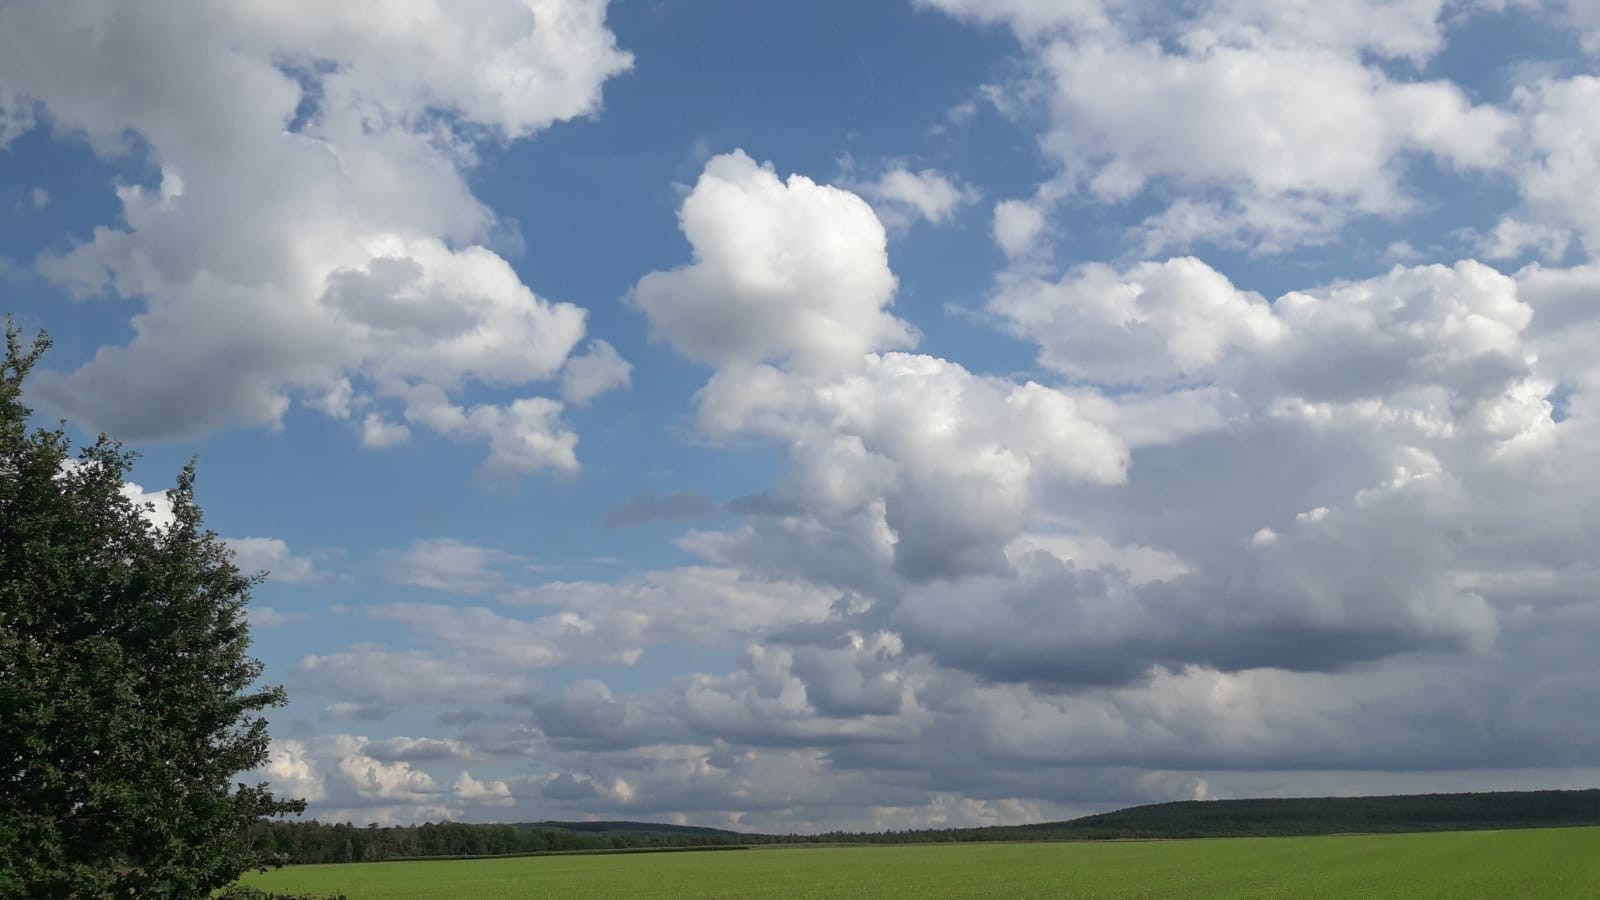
[0,321,304,898]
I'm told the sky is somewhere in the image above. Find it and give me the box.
[4,0,1600,833]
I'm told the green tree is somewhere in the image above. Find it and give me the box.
[0,321,305,898]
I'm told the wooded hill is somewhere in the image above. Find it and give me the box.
[252,788,1600,864]
[827,789,1600,842]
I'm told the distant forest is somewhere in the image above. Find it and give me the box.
[252,789,1600,865]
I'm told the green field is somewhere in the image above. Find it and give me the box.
[244,826,1600,898]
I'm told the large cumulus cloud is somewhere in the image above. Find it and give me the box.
[0,0,632,475]
[927,0,1512,252]
[633,150,913,372]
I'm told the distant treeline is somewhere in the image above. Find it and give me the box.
[253,788,1600,865]
[246,820,762,865]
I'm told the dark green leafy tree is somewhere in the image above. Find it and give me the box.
[0,321,305,898]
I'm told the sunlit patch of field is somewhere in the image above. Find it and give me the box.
[244,826,1600,899]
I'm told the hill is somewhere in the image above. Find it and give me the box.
[834,789,1600,842]
[1042,788,1600,838]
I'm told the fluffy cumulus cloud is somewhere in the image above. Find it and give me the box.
[259,736,515,825]
[859,166,979,230]
[227,536,320,584]
[988,257,1284,384]
[0,0,631,476]
[623,131,1550,686]
[1504,75,1600,258]
[992,199,1048,259]
[696,353,1128,580]
[633,151,914,372]
[925,0,1513,252]
[561,339,633,406]
[635,154,1131,581]
[119,477,175,530]
[922,257,1553,691]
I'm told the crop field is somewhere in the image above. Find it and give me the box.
[243,827,1600,899]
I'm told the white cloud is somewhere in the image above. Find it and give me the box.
[297,647,532,708]
[561,339,633,405]
[1385,240,1424,262]
[388,537,532,595]
[673,642,921,745]
[1191,0,1452,61]
[1477,218,1571,263]
[1045,38,1509,248]
[930,0,1514,252]
[228,536,319,584]
[992,200,1047,259]
[369,603,644,668]
[0,92,34,148]
[362,737,474,762]
[860,166,978,229]
[658,241,1563,699]
[1506,76,1600,258]
[894,479,1498,686]
[632,159,1132,583]
[452,771,516,807]
[883,256,1558,689]
[697,353,1128,580]
[321,702,398,723]
[0,0,630,477]
[329,736,440,803]
[401,385,579,477]
[916,0,1112,36]
[30,186,48,208]
[263,739,326,804]
[923,0,1452,59]
[357,567,837,674]
[502,565,838,645]
[359,413,411,449]
[634,150,914,373]
[55,461,174,532]
[989,257,1283,383]
[119,478,174,530]
[1256,261,1535,422]
[1573,3,1600,53]
[247,606,300,629]
[990,257,1540,440]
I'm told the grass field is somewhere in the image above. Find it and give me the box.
[243,827,1600,898]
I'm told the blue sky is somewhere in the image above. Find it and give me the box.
[6,0,1600,831]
